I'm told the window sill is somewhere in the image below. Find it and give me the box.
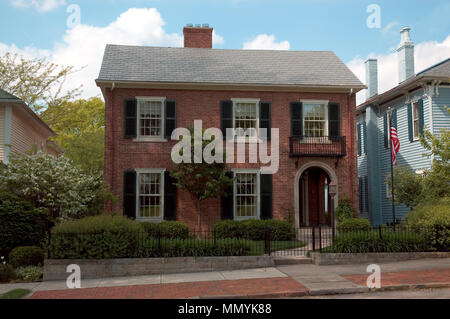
[234,216,260,221]
[133,137,168,143]
[136,217,163,222]
[227,137,264,144]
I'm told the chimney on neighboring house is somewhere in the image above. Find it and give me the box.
[365,59,378,100]
[397,27,415,83]
[183,24,213,48]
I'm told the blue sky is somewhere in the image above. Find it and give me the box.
[0,0,449,102]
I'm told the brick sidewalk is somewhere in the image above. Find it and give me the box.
[342,268,450,287]
[30,277,308,299]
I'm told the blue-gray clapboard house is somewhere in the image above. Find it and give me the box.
[356,27,450,225]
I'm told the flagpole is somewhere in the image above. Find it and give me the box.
[388,110,396,225]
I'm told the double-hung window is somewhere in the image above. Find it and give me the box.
[302,101,328,137]
[234,171,260,220]
[233,99,259,139]
[136,169,165,221]
[137,97,165,140]
[412,101,420,140]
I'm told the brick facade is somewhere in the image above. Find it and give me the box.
[104,87,359,231]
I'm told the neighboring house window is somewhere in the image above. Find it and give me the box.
[234,171,260,220]
[137,97,165,139]
[136,169,165,220]
[412,101,420,140]
[302,101,328,137]
[386,182,392,199]
[233,99,259,138]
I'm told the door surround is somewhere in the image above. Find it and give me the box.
[294,162,338,229]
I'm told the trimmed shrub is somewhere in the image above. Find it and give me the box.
[9,246,44,268]
[140,221,189,239]
[325,229,430,253]
[15,266,43,282]
[49,215,143,259]
[337,218,371,232]
[0,192,49,258]
[0,265,16,283]
[335,198,357,223]
[406,197,450,251]
[213,220,295,241]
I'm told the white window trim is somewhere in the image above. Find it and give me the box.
[134,96,168,142]
[135,168,166,222]
[300,99,329,138]
[411,101,420,141]
[386,182,392,199]
[232,169,261,221]
[231,98,260,143]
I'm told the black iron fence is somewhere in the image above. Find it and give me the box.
[289,136,346,157]
[46,225,449,259]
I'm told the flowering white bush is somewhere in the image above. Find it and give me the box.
[1,151,104,219]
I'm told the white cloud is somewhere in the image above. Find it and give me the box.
[213,30,224,45]
[243,34,290,50]
[0,8,183,99]
[382,21,399,35]
[10,0,66,13]
[347,35,450,105]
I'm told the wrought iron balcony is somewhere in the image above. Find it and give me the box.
[289,136,346,157]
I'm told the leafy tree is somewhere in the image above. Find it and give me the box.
[0,151,114,220]
[40,97,105,175]
[386,166,424,209]
[0,53,81,113]
[170,127,233,233]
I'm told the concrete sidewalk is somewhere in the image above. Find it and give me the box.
[2,258,449,299]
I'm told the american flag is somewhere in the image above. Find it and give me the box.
[390,114,400,166]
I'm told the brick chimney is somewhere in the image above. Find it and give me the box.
[183,24,213,48]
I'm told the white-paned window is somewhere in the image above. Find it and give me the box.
[233,99,259,138]
[137,97,165,139]
[234,171,259,220]
[302,101,328,137]
[136,169,165,220]
[412,101,419,139]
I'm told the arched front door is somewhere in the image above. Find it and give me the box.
[299,167,332,226]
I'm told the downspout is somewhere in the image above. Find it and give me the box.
[109,83,116,202]
[347,89,354,207]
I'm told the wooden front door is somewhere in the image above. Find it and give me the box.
[299,168,331,226]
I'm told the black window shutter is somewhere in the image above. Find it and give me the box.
[363,122,368,154]
[418,99,424,135]
[260,174,273,220]
[357,123,362,156]
[358,177,363,213]
[290,102,303,137]
[328,102,340,139]
[164,171,177,221]
[383,113,388,148]
[221,171,234,220]
[124,99,137,139]
[165,101,177,139]
[407,103,413,142]
[392,109,398,129]
[123,170,137,219]
[220,101,233,139]
[364,176,369,213]
[259,102,271,141]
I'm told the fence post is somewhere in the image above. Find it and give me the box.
[158,228,162,255]
[213,229,217,247]
[319,226,322,252]
[312,226,316,252]
[378,225,382,240]
[264,229,271,255]
[47,230,51,259]
[435,225,440,250]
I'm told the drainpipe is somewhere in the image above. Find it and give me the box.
[347,89,354,207]
[109,83,116,209]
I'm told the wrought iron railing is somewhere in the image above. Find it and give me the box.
[289,136,346,157]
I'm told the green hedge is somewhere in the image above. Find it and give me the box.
[406,197,450,251]
[49,215,143,259]
[0,265,15,283]
[9,246,44,268]
[337,218,371,232]
[0,192,49,258]
[140,221,189,239]
[213,220,295,241]
[324,229,430,253]
[335,198,358,223]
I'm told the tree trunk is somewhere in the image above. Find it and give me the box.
[197,199,201,237]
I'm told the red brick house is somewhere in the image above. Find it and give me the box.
[96,25,365,231]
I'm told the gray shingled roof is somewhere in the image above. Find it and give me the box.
[97,45,364,88]
[417,58,450,77]
[0,88,21,100]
